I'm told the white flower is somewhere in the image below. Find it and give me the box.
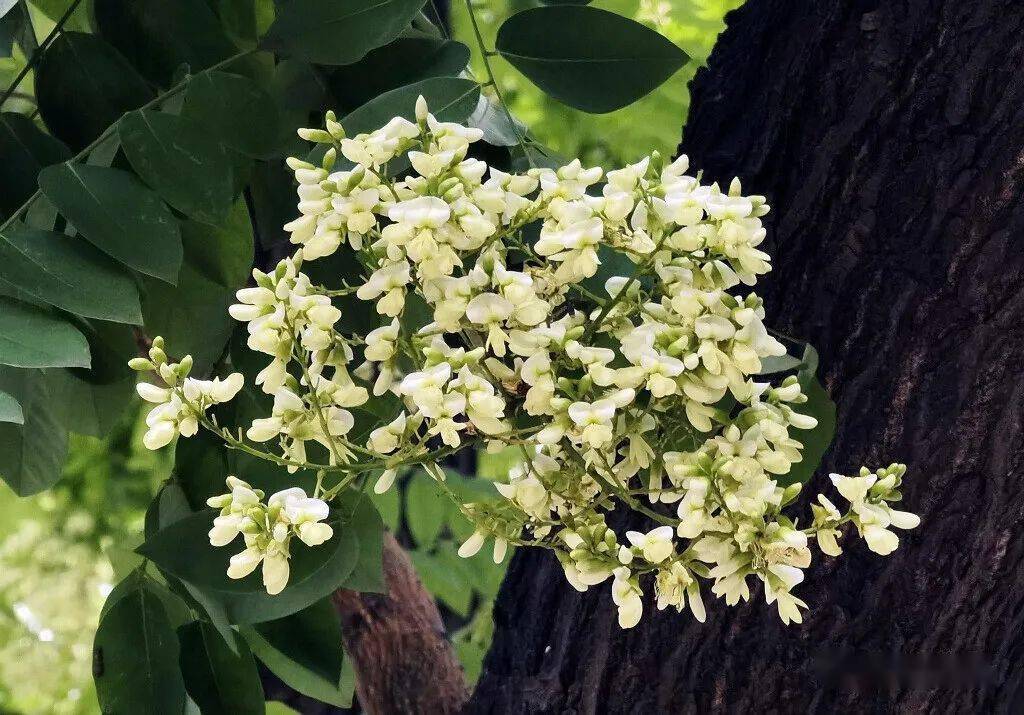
[626,526,675,563]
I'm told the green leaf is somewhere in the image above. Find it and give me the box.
[0,389,21,424]
[264,702,301,715]
[0,112,71,221]
[779,377,837,487]
[797,343,821,390]
[336,492,384,592]
[138,509,361,623]
[178,621,265,715]
[183,200,255,289]
[119,110,234,224]
[181,71,282,158]
[46,322,137,437]
[326,35,471,108]
[216,0,276,49]
[406,474,447,549]
[495,6,688,113]
[141,261,235,376]
[467,95,527,148]
[175,429,232,510]
[38,163,183,283]
[409,550,472,617]
[94,0,236,86]
[35,32,153,150]
[757,354,803,375]
[0,296,89,368]
[266,0,423,66]
[369,483,400,531]
[0,367,67,494]
[93,578,187,715]
[342,77,481,137]
[29,0,92,32]
[0,224,142,323]
[252,598,344,685]
[242,618,352,708]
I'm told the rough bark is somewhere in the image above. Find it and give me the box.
[332,532,470,714]
[470,0,1024,712]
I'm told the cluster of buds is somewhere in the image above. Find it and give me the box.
[129,338,243,450]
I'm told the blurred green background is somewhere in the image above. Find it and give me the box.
[0,0,741,711]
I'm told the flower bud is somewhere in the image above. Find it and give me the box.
[129,357,154,372]
[298,128,334,143]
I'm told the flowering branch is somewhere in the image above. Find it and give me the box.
[129,97,918,627]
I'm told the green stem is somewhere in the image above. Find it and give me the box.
[462,0,533,168]
[0,48,255,234]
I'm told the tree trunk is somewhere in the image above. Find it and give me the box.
[333,532,470,714]
[469,0,1024,712]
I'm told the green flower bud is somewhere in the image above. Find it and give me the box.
[128,357,154,372]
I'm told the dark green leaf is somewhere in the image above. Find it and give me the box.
[175,429,232,510]
[0,296,89,368]
[0,389,21,424]
[38,163,183,283]
[178,621,264,715]
[119,110,234,224]
[406,475,447,549]
[0,367,67,494]
[495,6,688,113]
[181,71,282,158]
[94,0,236,86]
[35,32,153,150]
[0,113,71,221]
[342,77,480,137]
[182,200,255,289]
[266,0,422,65]
[93,579,187,715]
[336,491,384,592]
[216,0,276,49]
[0,224,142,323]
[241,621,352,708]
[138,509,360,623]
[141,262,235,376]
[779,377,837,487]
[46,321,136,437]
[252,598,343,685]
[326,35,471,108]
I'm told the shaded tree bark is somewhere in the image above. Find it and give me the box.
[333,532,470,714]
[470,0,1024,712]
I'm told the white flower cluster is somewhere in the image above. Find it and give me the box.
[130,338,243,450]
[207,478,333,594]
[131,98,916,616]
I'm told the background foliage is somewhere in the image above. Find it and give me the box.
[0,0,744,711]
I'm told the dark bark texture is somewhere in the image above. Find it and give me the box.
[469,0,1024,712]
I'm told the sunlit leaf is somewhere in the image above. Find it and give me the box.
[495,6,688,113]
